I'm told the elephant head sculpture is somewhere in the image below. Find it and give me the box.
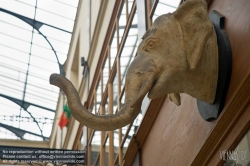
[50,0,218,130]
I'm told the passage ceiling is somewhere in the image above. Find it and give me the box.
[0,0,79,141]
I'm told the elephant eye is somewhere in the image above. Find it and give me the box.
[148,41,154,48]
[144,37,159,52]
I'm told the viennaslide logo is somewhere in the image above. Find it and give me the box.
[220,147,248,165]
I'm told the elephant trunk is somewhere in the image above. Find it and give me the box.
[50,73,154,131]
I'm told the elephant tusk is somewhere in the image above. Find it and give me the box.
[168,93,181,106]
[50,74,142,131]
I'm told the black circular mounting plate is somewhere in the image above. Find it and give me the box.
[197,10,232,121]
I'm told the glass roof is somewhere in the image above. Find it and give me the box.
[0,0,79,141]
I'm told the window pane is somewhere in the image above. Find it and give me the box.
[110,29,118,69]
[128,0,134,16]
[105,137,110,166]
[90,99,95,114]
[96,79,102,114]
[105,99,109,115]
[102,56,109,92]
[91,131,101,165]
[118,2,126,44]
[152,0,179,22]
[113,74,118,114]
[120,14,138,90]
[114,129,119,157]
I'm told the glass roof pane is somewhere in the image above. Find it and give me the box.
[0,45,30,63]
[23,133,43,141]
[0,63,27,80]
[17,0,36,6]
[0,74,25,92]
[24,93,57,110]
[28,106,55,119]
[48,38,69,54]
[0,0,79,141]
[30,55,59,72]
[32,32,52,49]
[42,124,53,137]
[0,55,28,72]
[26,74,55,90]
[0,97,22,115]
[56,0,79,8]
[25,84,59,103]
[0,21,32,42]
[0,33,31,53]
[29,65,58,79]
[0,0,35,19]
[39,25,72,43]
[31,44,58,63]
[37,0,77,20]
[0,11,33,31]
[0,127,21,140]
[0,85,23,100]
[36,8,74,32]
[20,122,41,134]
[56,52,67,64]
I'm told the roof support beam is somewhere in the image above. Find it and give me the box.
[0,123,49,141]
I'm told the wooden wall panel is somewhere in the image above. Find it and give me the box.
[141,0,250,165]
[142,94,217,166]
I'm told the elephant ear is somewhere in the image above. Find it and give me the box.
[173,0,213,70]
